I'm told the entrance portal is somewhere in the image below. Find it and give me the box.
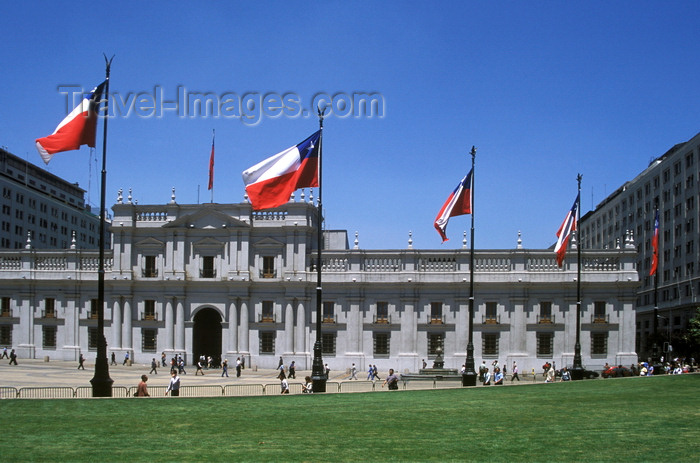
[193,308,222,367]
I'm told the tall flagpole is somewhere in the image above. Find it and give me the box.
[651,203,661,373]
[311,106,328,393]
[462,146,478,387]
[571,173,584,380]
[91,54,115,397]
[209,129,215,203]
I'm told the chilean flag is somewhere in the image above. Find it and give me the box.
[208,130,215,190]
[554,194,579,267]
[434,169,473,242]
[35,82,106,164]
[242,131,320,211]
[650,209,659,276]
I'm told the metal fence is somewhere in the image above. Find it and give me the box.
[1,379,488,399]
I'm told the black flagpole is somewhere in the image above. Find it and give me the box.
[91,55,115,397]
[571,173,584,380]
[651,203,661,373]
[311,106,327,392]
[462,146,478,387]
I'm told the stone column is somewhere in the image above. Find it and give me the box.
[398,296,418,372]
[164,298,174,351]
[228,299,238,353]
[239,299,249,354]
[112,298,122,349]
[295,299,306,354]
[175,299,185,352]
[284,301,294,354]
[122,298,132,350]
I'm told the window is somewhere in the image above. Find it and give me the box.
[1,297,10,317]
[591,332,608,355]
[44,298,56,318]
[144,300,156,321]
[88,327,98,351]
[142,329,157,352]
[375,301,389,323]
[322,332,336,355]
[261,301,274,322]
[323,301,335,323]
[201,256,215,278]
[262,256,275,278]
[538,301,552,323]
[537,333,553,357]
[43,326,57,349]
[593,301,607,323]
[485,302,498,323]
[89,299,99,319]
[260,331,275,354]
[430,302,443,324]
[373,333,390,357]
[143,255,157,277]
[0,325,12,346]
[427,333,444,356]
[481,333,498,356]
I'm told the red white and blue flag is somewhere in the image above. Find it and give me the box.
[208,130,215,190]
[35,82,106,164]
[650,209,659,276]
[242,131,320,211]
[434,169,473,242]
[554,194,579,267]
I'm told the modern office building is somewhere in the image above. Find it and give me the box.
[579,132,700,360]
[0,147,101,250]
[0,192,639,373]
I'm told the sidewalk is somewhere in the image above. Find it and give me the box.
[0,358,334,390]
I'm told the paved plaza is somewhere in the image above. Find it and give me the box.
[0,358,332,390]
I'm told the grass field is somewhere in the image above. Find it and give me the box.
[0,374,697,462]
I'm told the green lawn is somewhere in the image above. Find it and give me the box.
[1,375,697,462]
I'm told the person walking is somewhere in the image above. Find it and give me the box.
[165,370,181,396]
[9,349,17,365]
[77,353,85,370]
[149,358,158,375]
[221,359,229,377]
[511,362,520,381]
[367,364,374,380]
[161,352,167,367]
[136,375,150,397]
[123,352,129,366]
[110,352,116,365]
[236,357,242,378]
[289,360,296,379]
[350,363,358,380]
[279,371,290,394]
[382,368,399,390]
[195,359,205,375]
[178,357,186,375]
[1,347,8,359]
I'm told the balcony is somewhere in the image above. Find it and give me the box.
[592,314,609,324]
[41,310,56,319]
[87,310,99,320]
[142,268,159,278]
[141,312,158,321]
[537,314,555,324]
[0,310,12,318]
[322,315,336,324]
[199,269,216,278]
[482,314,500,324]
[374,314,391,324]
[259,269,277,279]
[258,314,276,323]
[429,315,445,325]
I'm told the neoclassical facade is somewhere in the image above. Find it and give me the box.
[0,195,639,373]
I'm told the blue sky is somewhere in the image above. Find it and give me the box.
[2,2,699,250]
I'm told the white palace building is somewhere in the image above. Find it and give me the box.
[0,190,639,373]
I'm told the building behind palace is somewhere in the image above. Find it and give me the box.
[0,188,639,373]
[579,132,700,360]
[0,147,101,250]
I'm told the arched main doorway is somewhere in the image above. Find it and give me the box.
[192,308,222,367]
